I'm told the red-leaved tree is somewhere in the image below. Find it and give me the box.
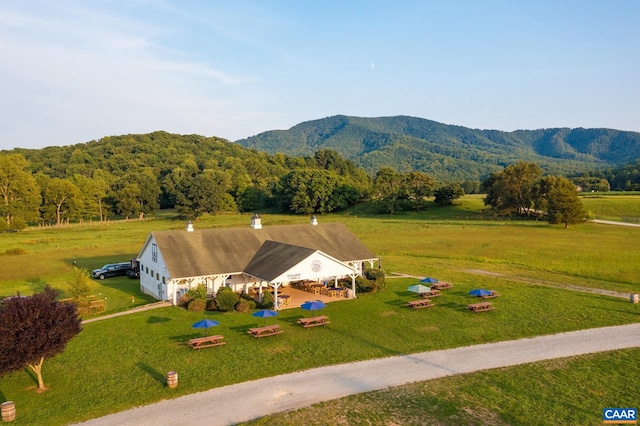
[0,285,82,392]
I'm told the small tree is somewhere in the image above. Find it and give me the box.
[0,286,82,392]
[543,176,586,229]
[434,183,465,206]
[69,266,91,300]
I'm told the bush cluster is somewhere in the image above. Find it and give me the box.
[356,267,387,293]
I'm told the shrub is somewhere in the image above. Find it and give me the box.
[178,293,192,307]
[235,300,250,313]
[216,287,239,312]
[206,299,217,311]
[356,276,374,293]
[259,291,274,309]
[365,268,387,291]
[186,284,208,302]
[8,217,27,231]
[188,299,206,312]
[4,248,27,256]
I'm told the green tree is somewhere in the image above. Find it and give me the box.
[0,154,41,229]
[112,170,160,219]
[41,177,81,226]
[278,168,346,214]
[538,176,586,229]
[69,266,92,300]
[403,171,435,211]
[482,161,543,216]
[0,286,82,392]
[434,183,465,206]
[373,167,404,214]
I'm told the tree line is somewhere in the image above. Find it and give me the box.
[2,130,629,230]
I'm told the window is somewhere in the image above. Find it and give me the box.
[162,276,166,284]
[151,243,158,263]
[145,266,149,274]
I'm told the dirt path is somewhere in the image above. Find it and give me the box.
[81,301,172,324]
[77,322,640,426]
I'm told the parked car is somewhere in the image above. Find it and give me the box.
[91,262,132,280]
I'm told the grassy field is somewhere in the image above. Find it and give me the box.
[0,195,639,424]
[243,348,640,426]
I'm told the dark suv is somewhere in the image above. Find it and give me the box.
[91,262,132,280]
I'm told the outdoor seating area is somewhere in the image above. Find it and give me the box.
[292,280,349,299]
[466,302,494,313]
[247,324,283,339]
[187,335,226,350]
[297,315,330,328]
[406,299,435,310]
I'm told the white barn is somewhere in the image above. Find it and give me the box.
[136,216,378,308]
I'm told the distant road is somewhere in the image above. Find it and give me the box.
[591,219,640,227]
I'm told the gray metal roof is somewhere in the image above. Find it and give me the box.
[150,222,376,279]
[243,241,316,282]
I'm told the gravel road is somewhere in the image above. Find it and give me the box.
[77,322,640,426]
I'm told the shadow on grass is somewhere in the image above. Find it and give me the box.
[147,316,171,324]
[384,299,410,308]
[136,363,165,385]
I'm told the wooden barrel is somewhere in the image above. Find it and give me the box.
[1,401,15,422]
[166,371,178,388]
[631,293,639,304]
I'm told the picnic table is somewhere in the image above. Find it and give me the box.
[247,324,283,339]
[478,291,500,299]
[187,335,226,350]
[431,282,453,290]
[420,289,441,298]
[406,299,435,310]
[297,315,331,329]
[466,302,494,313]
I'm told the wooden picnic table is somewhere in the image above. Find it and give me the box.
[296,315,331,329]
[477,291,500,299]
[431,282,453,290]
[247,324,283,339]
[187,335,226,350]
[466,302,494,313]
[406,299,435,310]
[420,289,441,298]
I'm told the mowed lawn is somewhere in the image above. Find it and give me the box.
[0,196,639,425]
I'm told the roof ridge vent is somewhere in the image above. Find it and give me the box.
[251,214,262,229]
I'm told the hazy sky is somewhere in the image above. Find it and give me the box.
[1,1,639,150]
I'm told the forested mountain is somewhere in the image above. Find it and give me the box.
[236,115,640,181]
[0,132,374,228]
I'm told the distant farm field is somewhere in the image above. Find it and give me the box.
[0,195,638,425]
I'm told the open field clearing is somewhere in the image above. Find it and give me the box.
[0,195,638,424]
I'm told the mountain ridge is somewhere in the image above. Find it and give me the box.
[236,115,640,180]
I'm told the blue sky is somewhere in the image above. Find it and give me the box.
[1,1,639,150]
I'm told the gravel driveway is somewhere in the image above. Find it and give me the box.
[77,322,640,426]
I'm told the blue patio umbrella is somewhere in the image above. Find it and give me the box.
[407,284,430,295]
[469,289,493,297]
[301,300,326,319]
[192,319,220,335]
[252,309,278,326]
[420,277,439,284]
